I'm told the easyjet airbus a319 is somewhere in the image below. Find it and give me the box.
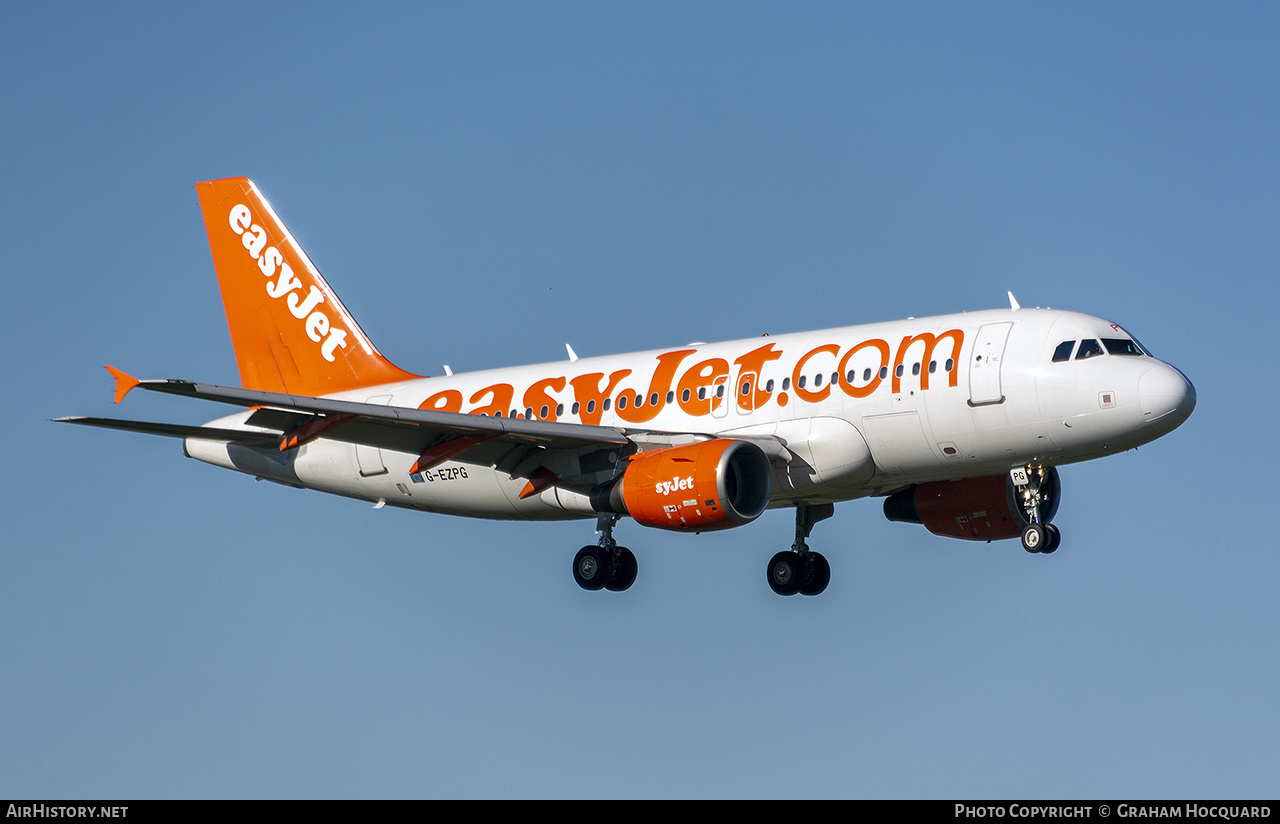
[59,178,1196,595]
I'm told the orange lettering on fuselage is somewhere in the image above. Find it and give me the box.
[523,376,567,421]
[569,370,632,425]
[837,338,891,399]
[420,389,464,413]
[615,349,695,424]
[891,330,964,394]
[469,383,515,417]
[733,343,784,411]
[792,343,841,403]
[676,357,730,417]
[432,327,966,425]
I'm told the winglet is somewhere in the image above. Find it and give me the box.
[105,365,140,404]
[1008,291,1021,311]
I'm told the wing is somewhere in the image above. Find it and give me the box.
[57,368,788,496]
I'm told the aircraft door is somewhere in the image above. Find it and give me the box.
[711,374,731,419]
[969,322,1013,406]
[736,369,760,415]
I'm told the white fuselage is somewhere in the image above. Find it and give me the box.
[185,307,1195,520]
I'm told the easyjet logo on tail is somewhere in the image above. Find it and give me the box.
[227,204,348,362]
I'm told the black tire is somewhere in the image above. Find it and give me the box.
[573,545,609,590]
[605,547,638,592]
[1021,524,1046,554]
[768,551,803,596]
[1041,524,1061,554]
[799,552,830,596]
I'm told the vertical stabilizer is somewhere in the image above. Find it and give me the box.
[195,177,418,396]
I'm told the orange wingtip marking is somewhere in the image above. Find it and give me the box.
[105,365,140,404]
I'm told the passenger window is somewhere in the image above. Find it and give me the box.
[1076,339,1104,360]
[1052,341,1075,362]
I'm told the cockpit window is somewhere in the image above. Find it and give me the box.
[1102,338,1144,357]
[1075,339,1104,360]
[1051,341,1075,362]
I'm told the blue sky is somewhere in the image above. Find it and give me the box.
[3,3,1277,798]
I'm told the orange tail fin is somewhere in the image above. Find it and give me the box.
[196,177,418,396]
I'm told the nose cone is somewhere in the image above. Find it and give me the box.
[1139,363,1196,433]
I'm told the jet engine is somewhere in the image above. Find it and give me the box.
[592,439,772,531]
[883,467,1060,542]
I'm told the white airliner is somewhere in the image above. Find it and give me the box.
[58,178,1196,595]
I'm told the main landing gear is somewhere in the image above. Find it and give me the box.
[573,514,638,592]
[767,502,835,596]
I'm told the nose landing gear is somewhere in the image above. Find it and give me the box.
[1013,465,1062,554]
[1020,522,1061,554]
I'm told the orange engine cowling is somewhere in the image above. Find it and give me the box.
[593,439,772,532]
[883,468,1061,541]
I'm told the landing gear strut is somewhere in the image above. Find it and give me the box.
[573,514,638,592]
[768,502,834,596]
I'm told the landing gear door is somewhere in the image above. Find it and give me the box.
[356,394,392,476]
[969,322,1013,406]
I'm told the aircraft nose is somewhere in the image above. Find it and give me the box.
[1138,363,1196,431]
